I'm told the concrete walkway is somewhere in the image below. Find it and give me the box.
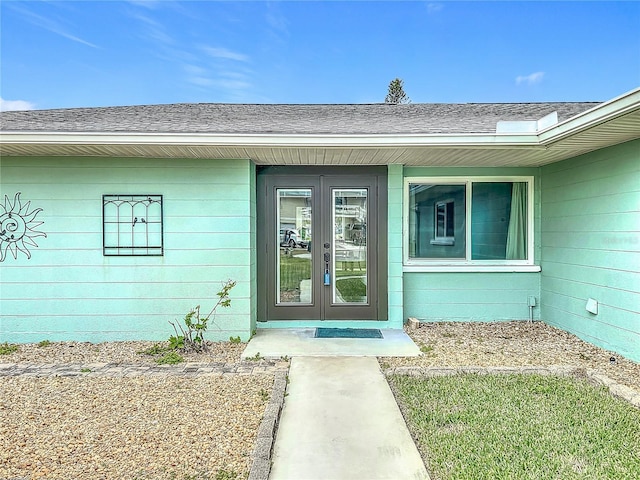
[269,356,429,480]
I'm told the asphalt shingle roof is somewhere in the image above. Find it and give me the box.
[0,102,601,135]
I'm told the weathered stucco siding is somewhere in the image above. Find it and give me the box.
[0,157,255,342]
[403,272,541,321]
[387,164,404,328]
[541,139,640,362]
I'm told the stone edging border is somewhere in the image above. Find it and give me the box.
[248,369,288,480]
[0,361,286,377]
[384,365,640,408]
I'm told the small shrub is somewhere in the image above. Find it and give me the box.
[156,351,184,365]
[420,344,434,354]
[0,342,18,355]
[215,469,238,480]
[259,388,269,401]
[80,368,92,373]
[229,336,241,344]
[168,334,185,351]
[246,352,263,362]
[138,343,167,356]
[37,339,51,348]
[169,279,236,353]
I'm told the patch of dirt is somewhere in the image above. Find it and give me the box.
[382,321,640,392]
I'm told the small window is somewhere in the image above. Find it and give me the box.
[432,200,455,246]
[103,194,163,256]
[406,178,532,265]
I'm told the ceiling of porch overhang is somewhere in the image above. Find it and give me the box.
[1,94,639,167]
[0,142,610,167]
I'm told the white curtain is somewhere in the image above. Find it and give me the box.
[506,182,527,260]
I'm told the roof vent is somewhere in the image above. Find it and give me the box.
[496,111,558,133]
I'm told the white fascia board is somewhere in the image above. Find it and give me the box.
[0,131,542,148]
[538,87,640,144]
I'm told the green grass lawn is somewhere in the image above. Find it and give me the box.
[279,254,311,291]
[335,277,366,302]
[390,373,640,480]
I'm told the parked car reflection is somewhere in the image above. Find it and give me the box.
[280,229,308,248]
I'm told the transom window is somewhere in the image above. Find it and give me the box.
[103,194,163,256]
[405,177,533,266]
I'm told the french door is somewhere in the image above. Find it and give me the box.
[257,168,387,321]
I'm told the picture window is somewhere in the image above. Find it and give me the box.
[406,178,533,265]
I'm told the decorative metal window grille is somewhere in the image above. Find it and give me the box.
[103,195,163,256]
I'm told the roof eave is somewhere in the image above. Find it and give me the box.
[1,87,638,164]
[0,131,541,148]
[539,87,640,145]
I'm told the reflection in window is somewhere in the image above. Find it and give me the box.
[277,189,312,304]
[408,180,529,262]
[433,200,455,245]
[333,189,368,304]
[409,184,466,259]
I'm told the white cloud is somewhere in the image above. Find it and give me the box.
[127,0,161,9]
[0,98,36,112]
[516,71,545,86]
[7,3,98,48]
[213,79,252,91]
[201,46,249,62]
[184,64,207,76]
[130,12,175,45]
[266,2,289,34]
[427,3,444,14]
[189,76,215,87]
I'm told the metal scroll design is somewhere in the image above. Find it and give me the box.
[0,192,47,262]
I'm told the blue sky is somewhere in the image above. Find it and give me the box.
[1,1,639,110]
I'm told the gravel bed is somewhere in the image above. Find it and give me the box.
[381,321,640,392]
[0,375,273,480]
[0,341,274,480]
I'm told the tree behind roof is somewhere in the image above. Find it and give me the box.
[385,78,411,104]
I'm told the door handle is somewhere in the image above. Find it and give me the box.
[324,252,331,285]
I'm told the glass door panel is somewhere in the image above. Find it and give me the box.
[276,189,313,304]
[332,188,368,304]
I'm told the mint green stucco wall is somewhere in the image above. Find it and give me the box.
[540,139,640,362]
[402,167,542,322]
[404,272,540,321]
[249,163,258,336]
[387,164,405,328]
[0,157,256,343]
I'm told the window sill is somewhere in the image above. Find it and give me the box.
[430,238,455,246]
[403,264,541,273]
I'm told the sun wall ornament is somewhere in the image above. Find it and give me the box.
[0,192,47,262]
